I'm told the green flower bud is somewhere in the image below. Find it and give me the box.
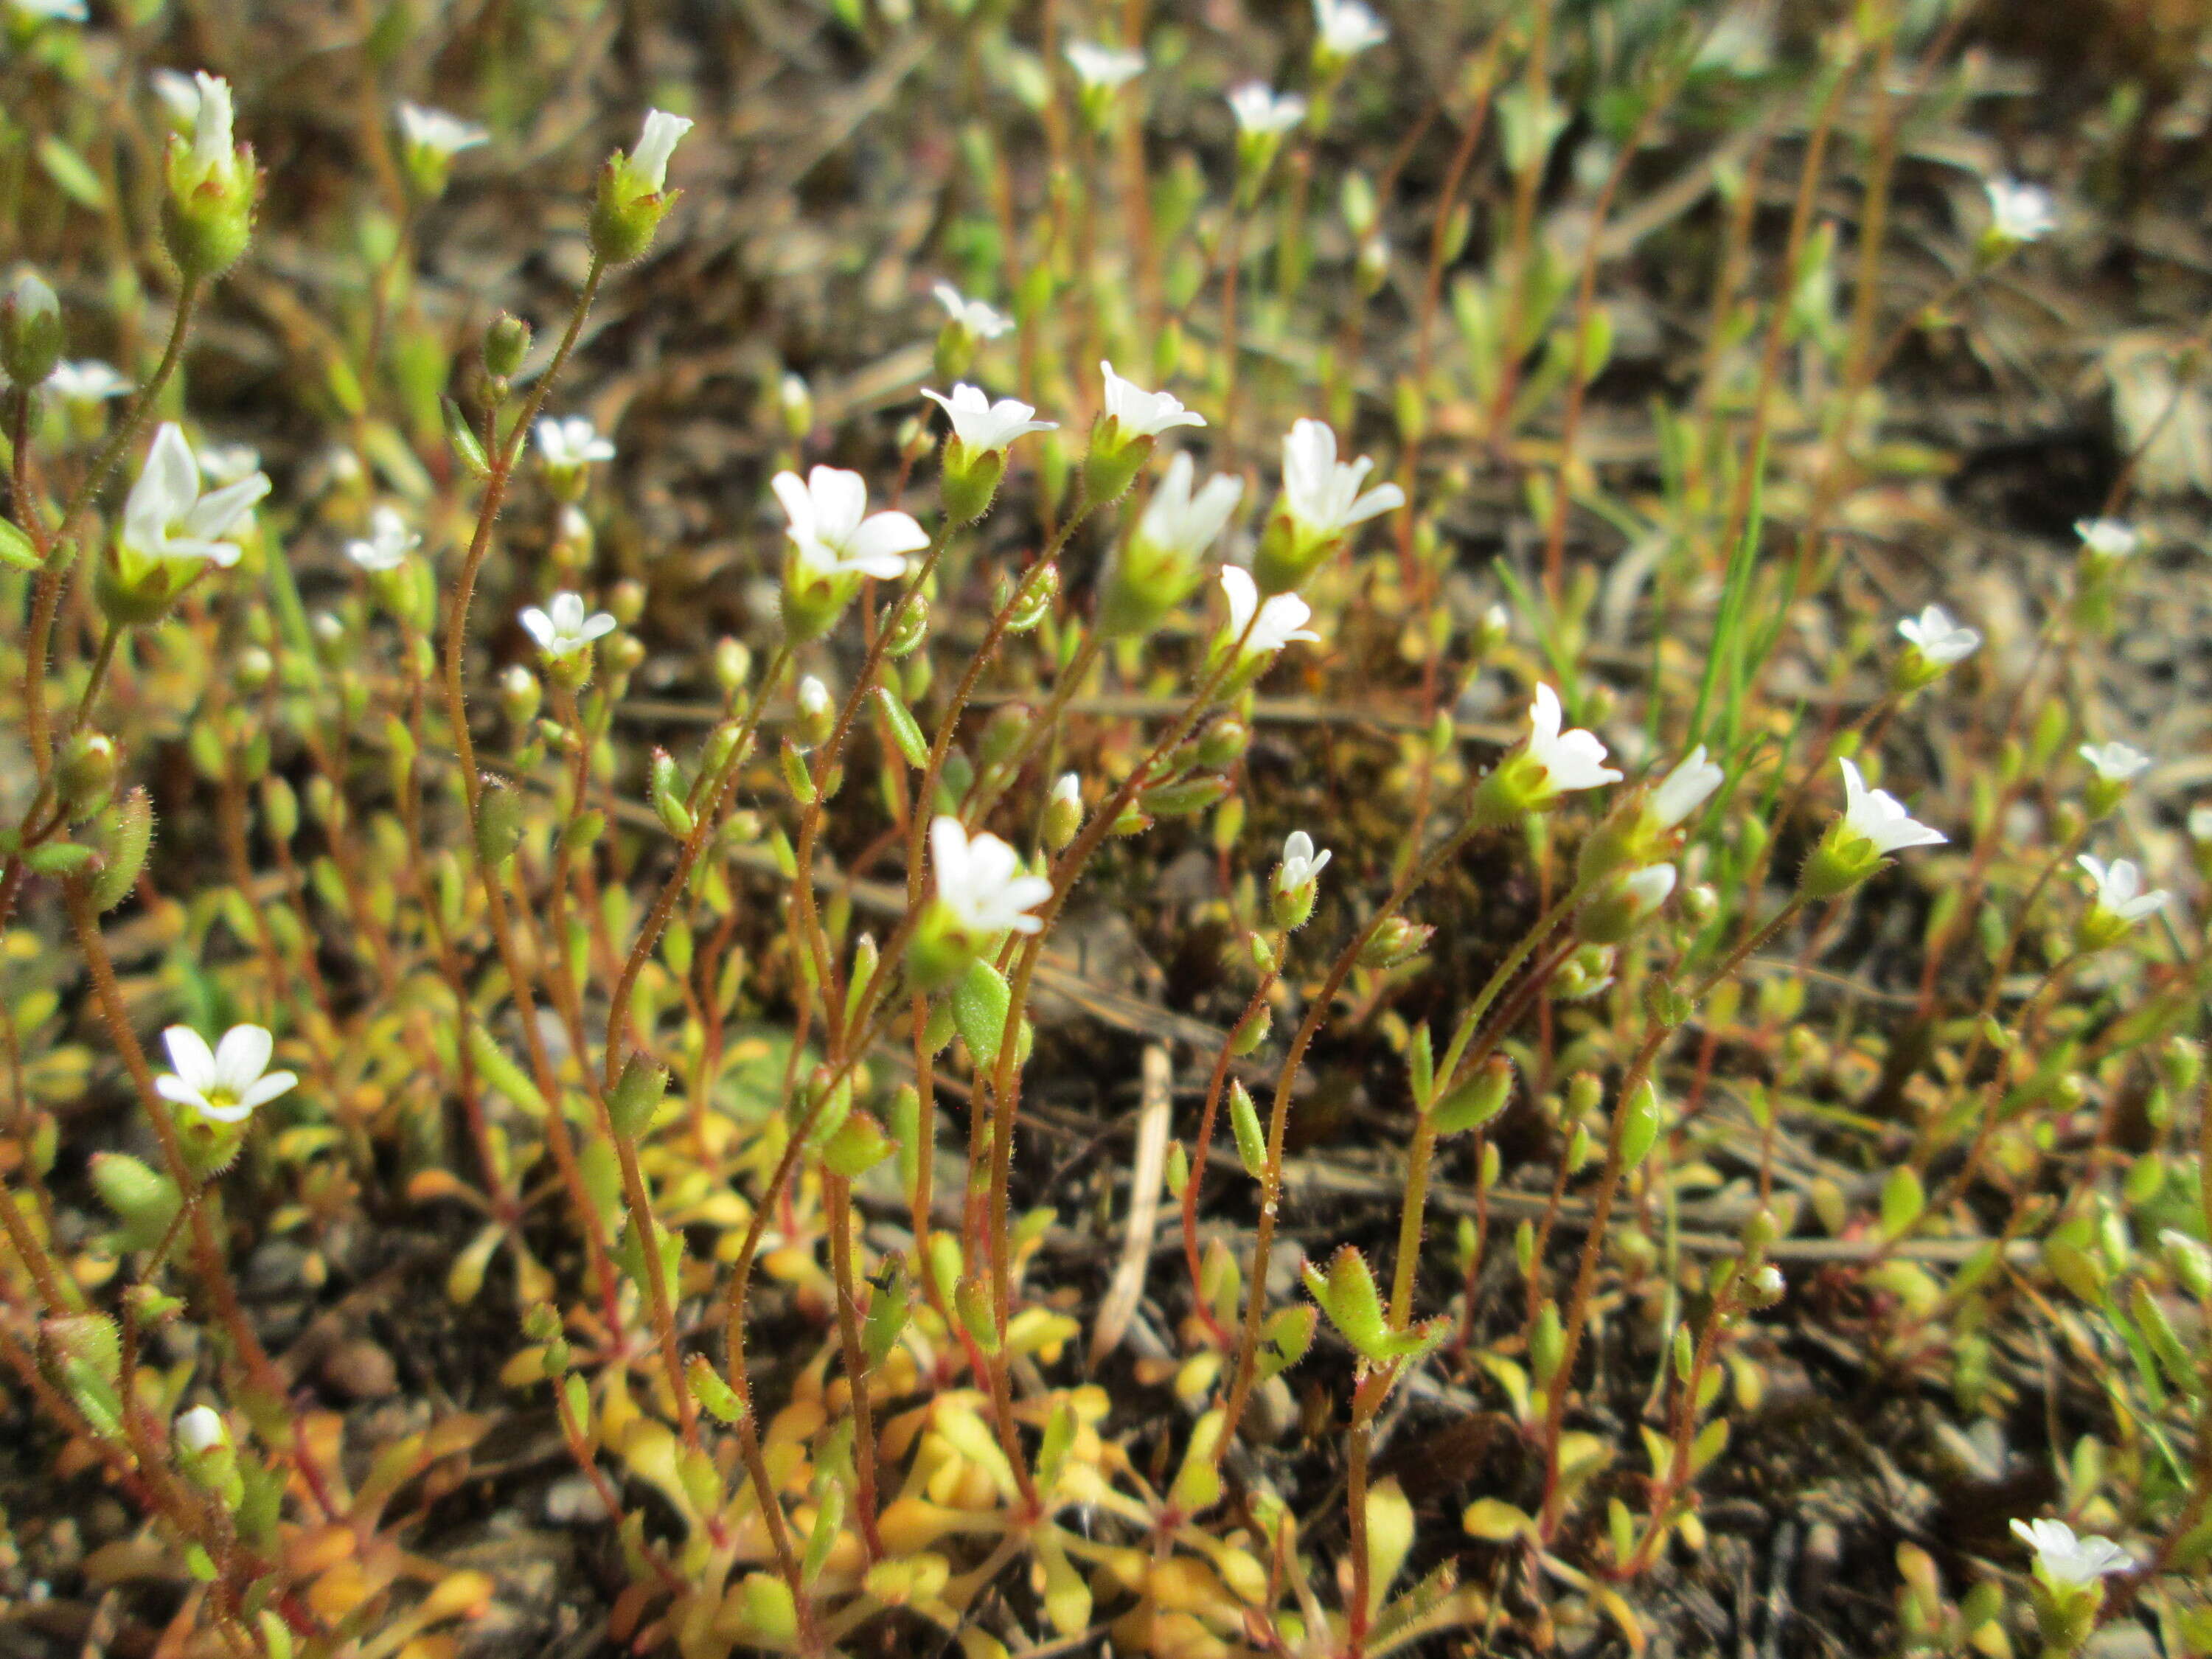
[588,110,694,266]
[1,268,63,387]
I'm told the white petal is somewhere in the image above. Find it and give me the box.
[212,1025,274,1096]
[237,1070,299,1111]
[161,1025,218,1090]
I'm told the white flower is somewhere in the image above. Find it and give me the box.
[174,1405,226,1453]
[1648,745,1724,832]
[2009,1519,2133,1585]
[2079,741,2151,782]
[1135,453,1243,559]
[155,1024,297,1125]
[520,591,616,659]
[193,447,257,490]
[627,109,694,192]
[1896,605,1980,665]
[185,72,236,179]
[150,69,201,126]
[1837,758,1945,855]
[1277,830,1332,891]
[933,283,1014,340]
[396,102,490,159]
[1984,178,2055,246]
[120,424,271,569]
[1279,418,1404,540]
[1314,0,1389,58]
[2076,518,2138,559]
[2191,805,2212,844]
[1220,566,1320,657]
[798,675,832,718]
[1619,863,1677,917]
[1100,361,1206,439]
[2076,855,2168,923]
[1525,683,1622,795]
[1051,773,1080,808]
[45,360,130,403]
[1065,41,1147,91]
[920,383,1057,453]
[931,815,1054,937]
[346,505,420,573]
[534,415,616,469]
[773,465,929,581]
[1228,83,1308,136]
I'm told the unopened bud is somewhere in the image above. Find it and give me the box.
[1,269,63,387]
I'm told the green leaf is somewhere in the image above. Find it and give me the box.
[951,958,1012,1068]
[1878,1166,1924,1242]
[873,685,929,769]
[0,519,41,572]
[442,397,490,480]
[1407,1023,1433,1107]
[1304,1245,1390,1362]
[37,136,106,208]
[1228,1080,1266,1178]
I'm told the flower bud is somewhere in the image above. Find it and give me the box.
[484,311,531,380]
[58,732,118,821]
[588,109,693,266]
[886,591,930,657]
[795,675,835,748]
[488,678,539,745]
[1576,863,1675,945]
[1,269,63,387]
[161,74,258,281]
[1043,773,1082,852]
[1357,914,1433,970]
[713,637,753,695]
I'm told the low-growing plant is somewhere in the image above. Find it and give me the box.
[0,1,2207,1658]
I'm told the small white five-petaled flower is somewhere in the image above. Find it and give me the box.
[1313,0,1390,60]
[2009,1518,2134,1584]
[1100,361,1206,439]
[1065,41,1147,91]
[2075,518,2139,559]
[1220,566,1321,658]
[1896,605,1981,664]
[156,1024,297,1125]
[396,102,489,159]
[920,383,1057,453]
[773,465,930,582]
[534,416,616,470]
[346,506,420,573]
[1525,683,1623,796]
[1228,83,1308,136]
[1136,453,1244,560]
[1279,419,1405,543]
[120,423,271,569]
[1983,179,2056,246]
[2079,741,2151,782]
[46,361,130,403]
[931,816,1054,937]
[1838,758,1946,855]
[520,592,617,659]
[933,283,1014,340]
[2076,855,2169,924]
